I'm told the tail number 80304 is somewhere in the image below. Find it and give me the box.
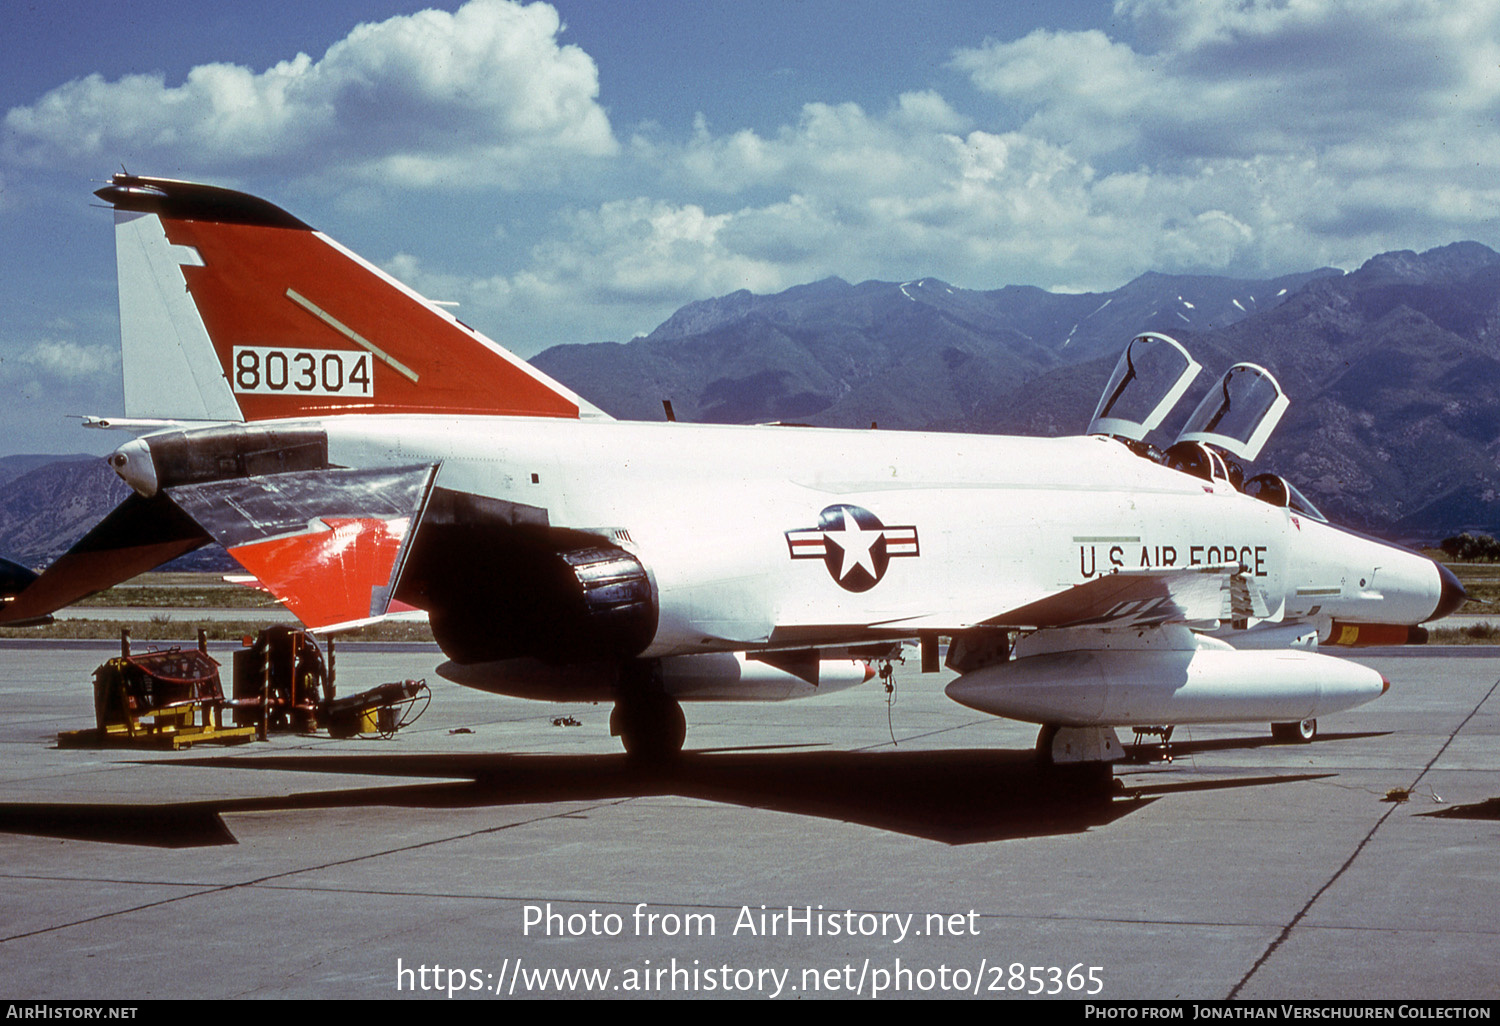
[232,347,373,397]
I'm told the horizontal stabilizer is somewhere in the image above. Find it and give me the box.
[0,494,209,625]
[167,465,437,631]
[0,557,39,598]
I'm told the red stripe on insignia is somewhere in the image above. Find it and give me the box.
[884,526,919,556]
[787,531,827,558]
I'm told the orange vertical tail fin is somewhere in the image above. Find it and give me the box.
[96,174,602,423]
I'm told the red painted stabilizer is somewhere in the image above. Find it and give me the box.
[228,517,410,630]
[166,463,436,632]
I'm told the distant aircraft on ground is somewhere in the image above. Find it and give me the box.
[0,174,1466,766]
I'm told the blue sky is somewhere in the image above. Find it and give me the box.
[3,0,1499,453]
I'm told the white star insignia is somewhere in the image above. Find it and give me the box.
[823,508,882,581]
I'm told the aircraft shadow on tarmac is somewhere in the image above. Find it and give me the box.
[0,740,1340,848]
[1422,796,1500,821]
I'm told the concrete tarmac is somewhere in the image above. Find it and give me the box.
[0,638,1496,1001]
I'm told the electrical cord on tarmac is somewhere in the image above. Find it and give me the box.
[879,658,898,746]
[384,680,431,738]
[351,679,431,740]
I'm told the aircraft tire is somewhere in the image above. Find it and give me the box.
[1270,718,1317,743]
[612,692,686,762]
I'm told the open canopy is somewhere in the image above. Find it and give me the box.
[1087,333,1201,441]
[1173,363,1289,462]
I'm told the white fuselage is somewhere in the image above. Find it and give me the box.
[260,414,1448,656]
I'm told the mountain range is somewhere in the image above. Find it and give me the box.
[533,242,1500,539]
[531,265,1338,429]
[3,242,1498,566]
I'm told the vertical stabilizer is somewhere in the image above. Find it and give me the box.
[96,174,602,422]
[115,209,244,421]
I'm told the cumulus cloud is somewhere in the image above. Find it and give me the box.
[945,0,1500,266]
[15,340,119,380]
[2,0,616,188]
[0,338,120,419]
[0,337,121,453]
[636,82,1306,292]
[20,0,1492,350]
[431,96,1113,347]
[511,0,1482,332]
[355,0,1500,350]
[666,92,972,197]
[546,0,1500,315]
[959,0,1500,165]
[384,200,791,347]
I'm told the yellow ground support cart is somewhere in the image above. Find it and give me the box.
[61,627,427,748]
[66,635,256,749]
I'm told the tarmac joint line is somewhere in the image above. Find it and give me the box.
[1227,672,1500,999]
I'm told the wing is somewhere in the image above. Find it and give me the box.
[980,563,1253,630]
[768,564,1271,652]
[931,564,1281,674]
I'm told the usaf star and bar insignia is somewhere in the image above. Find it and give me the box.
[786,504,919,592]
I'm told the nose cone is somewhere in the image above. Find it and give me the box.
[1429,561,1467,621]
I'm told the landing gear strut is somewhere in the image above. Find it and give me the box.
[1035,723,1121,795]
[1035,723,1124,766]
[610,661,686,761]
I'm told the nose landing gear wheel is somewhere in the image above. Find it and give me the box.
[1271,718,1317,743]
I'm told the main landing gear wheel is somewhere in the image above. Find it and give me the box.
[612,695,686,762]
[611,663,686,762]
[1270,718,1317,743]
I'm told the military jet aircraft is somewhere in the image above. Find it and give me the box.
[0,174,1466,765]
